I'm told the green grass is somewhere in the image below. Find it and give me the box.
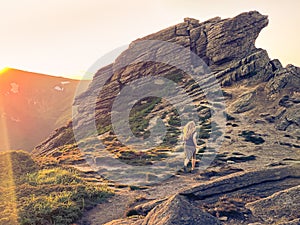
[168,115,181,127]
[0,151,112,225]
[129,97,162,137]
[96,124,112,136]
[25,168,82,186]
[163,72,184,83]
[161,126,181,146]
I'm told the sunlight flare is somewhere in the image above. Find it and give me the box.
[0,67,10,75]
[0,99,19,224]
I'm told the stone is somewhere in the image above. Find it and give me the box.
[231,91,256,113]
[128,198,168,216]
[218,216,228,221]
[266,64,300,94]
[246,185,300,224]
[206,11,268,66]
[175,22,190,36]
[104,217,143,225]
[141,194,221,225]
[181,165,300,201]
[215,49,273,86]
[184,17,200,26]
[276,105,300,131]
[270,59,283,72]
[247,223,263,225]
[278,219,300,225]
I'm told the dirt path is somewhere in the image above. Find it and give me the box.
[73,109,300,225]
[80,188,133,225]
[75,147,300,225]
[76,171,202,225]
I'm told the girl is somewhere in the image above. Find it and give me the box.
[183,121,198,172]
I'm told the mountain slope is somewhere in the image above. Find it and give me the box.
[32,11,300,225]
[0,68,90,151]
[34,11,299,166]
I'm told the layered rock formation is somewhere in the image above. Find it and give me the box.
[35,10,299,155]
[34,11,279,154]
[103,165,300,225]
[247,185,300,224]
[33,11,300,225]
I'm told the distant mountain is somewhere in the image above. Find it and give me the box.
[0,68,90,151]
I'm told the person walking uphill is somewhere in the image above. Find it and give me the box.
[183,121,199,173]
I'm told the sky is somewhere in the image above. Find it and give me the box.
[0,0,299,79]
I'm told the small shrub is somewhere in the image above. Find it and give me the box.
[129,97,161,137]
[162,126,181,146]
[168,116,181,127]
[164,72,184,83]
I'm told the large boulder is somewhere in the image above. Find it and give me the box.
[141,194,221,225]
[103,194,221,225]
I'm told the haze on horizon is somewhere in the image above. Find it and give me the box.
[0,0,299,79]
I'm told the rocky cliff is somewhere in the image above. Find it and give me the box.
[35,11,300,160]
[34,11,299,155]
[33,11,300,225]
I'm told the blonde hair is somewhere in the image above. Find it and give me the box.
[183,121,196,141]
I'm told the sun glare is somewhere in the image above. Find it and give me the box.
[0,97,18,224]
[0,67,10,75]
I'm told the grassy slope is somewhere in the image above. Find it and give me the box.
[0,151,112,225]
[35,72,214,168]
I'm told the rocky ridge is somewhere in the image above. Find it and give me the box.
[35,11,275,154]
[33,11,300,225]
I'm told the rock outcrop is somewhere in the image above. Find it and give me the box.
[246,185,300,224]
[34,11,277,154]
[104,194,222,225]
[141,194,221,225]
[103,165,300,225]
[31,10,300,225]
[181,164,300,201]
